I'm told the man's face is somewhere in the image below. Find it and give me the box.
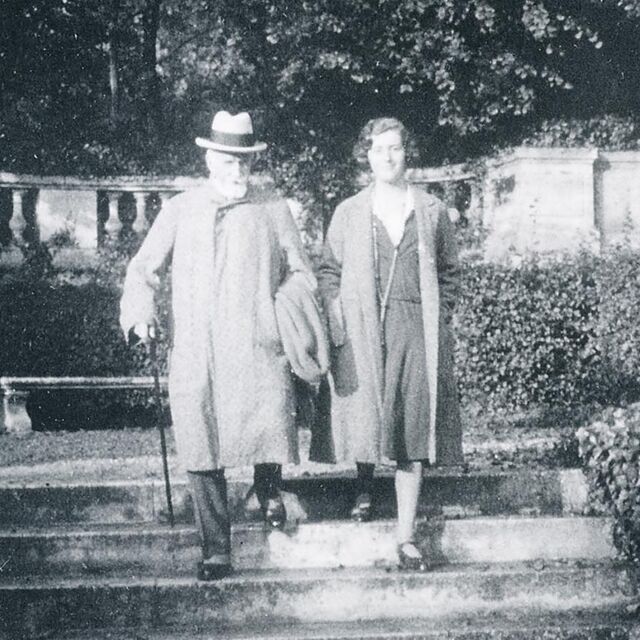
[206,149,253,200]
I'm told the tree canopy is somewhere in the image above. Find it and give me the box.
[1,0,639,218]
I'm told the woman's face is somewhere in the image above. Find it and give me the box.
[367,128,406,185]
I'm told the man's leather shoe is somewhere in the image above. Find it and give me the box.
[197,560,232,581]
[263,494,286,530]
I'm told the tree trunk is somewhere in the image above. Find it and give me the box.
[142,0,162,136]
[107,0,121,130]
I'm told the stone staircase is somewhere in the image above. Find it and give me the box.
[0,463,637,639]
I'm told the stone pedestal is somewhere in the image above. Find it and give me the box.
[36,189,99,249]
[483,147,600,261]
[595,151,640,248]
[1,390,31,435]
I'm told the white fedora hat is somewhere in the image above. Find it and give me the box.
[195,111,267,153]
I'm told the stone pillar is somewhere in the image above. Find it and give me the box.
[595,151,640,248]
[10,189,28,245]
[132,192,149,235]
[1,389,32,435]
[104,191,122,239]
[483,147,599,261]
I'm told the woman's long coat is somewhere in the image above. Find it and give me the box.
[120,185,315,471]
[317,185,463,466]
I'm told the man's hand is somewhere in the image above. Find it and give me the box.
[129,323,156,346]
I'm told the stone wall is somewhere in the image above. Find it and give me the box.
[482,147,640,261]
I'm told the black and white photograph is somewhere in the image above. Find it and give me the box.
[1,1,640,638]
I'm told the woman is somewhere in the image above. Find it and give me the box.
[317,117,463,570]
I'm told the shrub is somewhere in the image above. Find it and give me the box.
[577,404,640,566]
[0,278,170,378]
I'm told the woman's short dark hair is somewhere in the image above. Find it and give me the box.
[352,117,420,170]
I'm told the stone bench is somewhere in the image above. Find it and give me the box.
[0,376,168,435]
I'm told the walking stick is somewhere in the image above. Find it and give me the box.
[149,330,175,528]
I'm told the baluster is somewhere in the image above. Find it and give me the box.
[158,192,174,210]
[2,389,32,435]
[10,189,28,245]
[105,191,122,239]
[132,192,149,234]
[468,180,482,220]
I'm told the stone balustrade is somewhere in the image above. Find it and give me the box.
[594,151,640,247]
[408,164,481,221]
[0,173,205,259]
[3,147,640,263]
[0,168,479,265]
[483,147,640,260]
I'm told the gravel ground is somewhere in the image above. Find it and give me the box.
[0,413,581,473]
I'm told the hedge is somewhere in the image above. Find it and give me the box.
[455,252,600,412]
[456,246,640,412]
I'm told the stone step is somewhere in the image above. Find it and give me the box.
[0,468,589,527]
[0,516,616,579]
[1,563,633,637]
[54,607,637,639]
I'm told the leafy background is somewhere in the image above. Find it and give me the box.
[2,0,640,229]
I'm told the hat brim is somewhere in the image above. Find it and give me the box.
[195,137,267,153]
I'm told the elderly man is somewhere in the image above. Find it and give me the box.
[120,111,320,580]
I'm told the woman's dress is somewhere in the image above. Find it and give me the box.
[375,213,431,461]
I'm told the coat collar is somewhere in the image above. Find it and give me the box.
[200,183,269,210]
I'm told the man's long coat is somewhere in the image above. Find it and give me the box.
[317,185,463,466]
[120,185,315,471]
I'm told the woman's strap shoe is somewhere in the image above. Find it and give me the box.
[397,541,430,572]
[350,492,373,522]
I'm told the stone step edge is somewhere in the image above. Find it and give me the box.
[0,516,617,574]
[54,606,638,640]
[0,469,593,528]
[0,469,588,513]
[0,513,613,536]
[2,565,633,637]
[0,560,630,588]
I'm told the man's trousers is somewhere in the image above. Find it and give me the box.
[188,464,282,562]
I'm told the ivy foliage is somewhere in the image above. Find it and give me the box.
[577,405,640,567]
